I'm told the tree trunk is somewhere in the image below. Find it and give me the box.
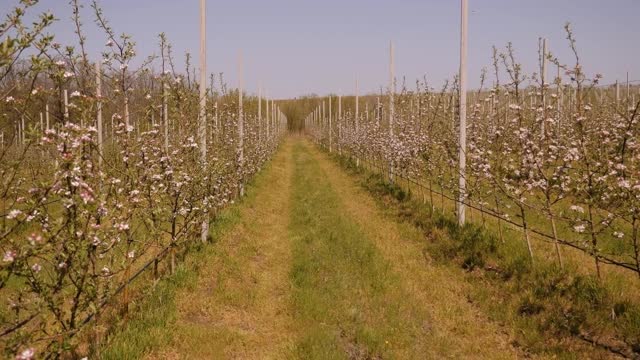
[632,216,639,279]
[587,203,601,278]
[520,205,534,262]
[549,210,564,268]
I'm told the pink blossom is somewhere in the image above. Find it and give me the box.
[16,348,34,360]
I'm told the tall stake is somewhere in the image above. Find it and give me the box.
[458,0,468,226]
[163,82,169,151]
[258,85,262,141]
[45,103,50,131]
[21,115,25,145]
[389,41,394,135]
[355,77,360,166]
[338,94,342,153]
[96,61,103,168]
[627,72,630,102]
[329,96,332,152]
[64,89,69,121]
[541,38,547,137]
[238,52,245,197]
[389,41,395,182]
[199,0,208,242]
[355,77,359,126]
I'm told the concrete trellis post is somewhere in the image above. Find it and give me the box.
[199,0,208,242]
[258,86,262,141]
[389,41,395,182]
[557,64,561,114]
[322,101,326,148]
[338,94,342,154]
[389,42,394,135]
[355,78,360,166]
[124,95,130,131]
[272,98,276,140]
[365,102,369,122]
[266,93,270,140]
[96,62,103,168]
[45,103,50,131]
[458,0,468,226]
[214,101,219,143]
[627,72,630,102]
[21,115,25,145]
[163,82,169,151]
[329,96,332,153]
[238,52,245,197]
[64,90,69,121]
[540,38,547,137]
[338,94,342,120]
[355,78,359,130]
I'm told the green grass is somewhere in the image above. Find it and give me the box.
[288,142,431,359]
[97,187,245,359]
[97,140,290,359]
[354,153,638,276]
[99,263,193,360]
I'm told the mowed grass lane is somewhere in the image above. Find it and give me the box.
[103,137,519,359]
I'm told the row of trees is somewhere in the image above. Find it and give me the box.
[306,27,640,280]
[0,1,287,358]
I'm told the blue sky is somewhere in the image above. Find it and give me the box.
[15,0,640,98]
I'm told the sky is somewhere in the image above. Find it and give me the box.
[14,0,640,99]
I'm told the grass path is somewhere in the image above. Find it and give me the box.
[307,143,519,358]
[146,138,296,359]
[106,136,522,359]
